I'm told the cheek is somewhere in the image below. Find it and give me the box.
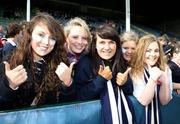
[112,45,117,51]
[49,47,54,54]
[145,52,150,58]
[67,37,75,45]
[122,48,127,54]
[96,45,103,51]
[31,41,37,51]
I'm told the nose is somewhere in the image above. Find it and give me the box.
[77,38,83,44]
[77,37,87,45]
[104,43,110,50]
[127,48,133,54]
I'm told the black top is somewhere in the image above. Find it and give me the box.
[168,60,180,83]
[0,60,74,110]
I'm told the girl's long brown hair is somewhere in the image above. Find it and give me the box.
[9,12,68,104]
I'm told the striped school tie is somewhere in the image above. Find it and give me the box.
[144,68,161,124]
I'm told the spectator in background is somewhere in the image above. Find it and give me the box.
[130,34,172,124]
[158,34,169,46]
[64,17,92,63]
[0,25,5,39]
[158,34,172,60]
[168,41,180,94]
[0,25,5,47]
[2,22,21,61]
[0,12,74,110]
[74,25,136,124]
[0,25,6,62]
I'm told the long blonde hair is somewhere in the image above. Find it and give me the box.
[130,34,167,77]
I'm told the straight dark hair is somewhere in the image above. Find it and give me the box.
[89,24,122,76]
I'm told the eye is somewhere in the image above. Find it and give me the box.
[110,40,116,44]
[82,37,88,41]
[146,49,151,53]
[49,37,56,43]
[154,49,159,53]
[72,36,78,39]
[122,47,128,50]
[99,41,105,44]
[38,33,45,38]
[49,35,56,40]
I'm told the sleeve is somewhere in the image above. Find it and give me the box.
[120,75,134,95]
[169,62,180,82]
[73,56,107,101]
[59,81,77,102]
[0,64,17,103]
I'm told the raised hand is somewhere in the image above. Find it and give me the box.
[55,62,75,87]
[116,67,131,86]
[157,67,169,85]
[98,65,112,80]
[4,61,27,89]
[148,64,162,84]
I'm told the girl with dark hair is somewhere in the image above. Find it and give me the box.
[73,24,136,124]
[0,12,74,110]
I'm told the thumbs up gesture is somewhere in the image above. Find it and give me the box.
[4,61,28,90]
[116,67,131,86]
[55,62,75,87]
[98,65,112,80]
[148,64,162,84]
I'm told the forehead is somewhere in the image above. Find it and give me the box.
[33,22,50,34]
[69,26,87,36]
[96,35,114,42]
[122,40,136,47]
[147,42,159,49]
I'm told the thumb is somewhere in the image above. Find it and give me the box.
[3,61,11,71]
[69,62,76,71]
[123,67,131,76]
[98,65,104,73]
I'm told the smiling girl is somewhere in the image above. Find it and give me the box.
[130,34,172,124]
[0,12,74,110]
